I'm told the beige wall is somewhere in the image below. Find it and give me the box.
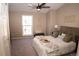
[46,10,56,35]
[56,3,79,28]
[9,11,46,38]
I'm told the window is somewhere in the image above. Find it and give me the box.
[22,15,33,36]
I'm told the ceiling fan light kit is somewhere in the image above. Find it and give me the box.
[37,8,41,11]
[27,3,50,11]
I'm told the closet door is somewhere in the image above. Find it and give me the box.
[0,3,5,56]
[3,3,10,56]
[0,3,10,56]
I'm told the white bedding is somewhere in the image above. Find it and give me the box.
[33,36,76,56]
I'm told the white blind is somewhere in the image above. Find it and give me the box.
[22,15,33,36]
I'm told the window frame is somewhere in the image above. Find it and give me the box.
[22,15,33,36]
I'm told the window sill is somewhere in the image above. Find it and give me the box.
[23,35,33,37]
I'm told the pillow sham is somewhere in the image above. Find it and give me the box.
[52,31,59,38]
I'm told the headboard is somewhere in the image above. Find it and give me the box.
[60,26,79,42]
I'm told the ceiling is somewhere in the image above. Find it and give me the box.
[9,3,64,13]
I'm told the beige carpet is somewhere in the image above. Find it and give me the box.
[11,39,37,56]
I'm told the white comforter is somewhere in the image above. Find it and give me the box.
[33,36,76,56]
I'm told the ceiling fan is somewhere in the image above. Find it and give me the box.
[27,3,50,11]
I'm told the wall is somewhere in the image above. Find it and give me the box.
[9,11,46,38]
[46,10,56,35]
[56,3,79,28]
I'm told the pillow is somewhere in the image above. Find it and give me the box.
[61,33,66,37]
[58,33,66,39]
[63,34,72,42]
[52,31,59,38]
[59,31,62,35]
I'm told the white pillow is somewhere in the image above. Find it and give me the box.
[61,33,66,37]
[58,33,66,39]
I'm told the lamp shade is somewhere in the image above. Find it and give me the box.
[54,25,58,28]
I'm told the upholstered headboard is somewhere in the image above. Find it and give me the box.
[60,26,79,42]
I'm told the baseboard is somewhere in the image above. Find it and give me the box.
[11,36,34,40]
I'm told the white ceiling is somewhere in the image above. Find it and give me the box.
[9,3,64,13]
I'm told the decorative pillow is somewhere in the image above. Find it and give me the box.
[52,31,59,38]
[63,34,72,42]
[58,33,66,39]
[61,33,66,37]
[59,31,62,35]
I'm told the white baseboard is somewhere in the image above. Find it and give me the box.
[11,36,34,40]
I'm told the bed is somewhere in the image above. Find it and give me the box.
[33,36,76,56]
[33,26,78,56]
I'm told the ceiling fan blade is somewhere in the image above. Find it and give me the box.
[27,5,35,8]
[39,3,46,7]
[27,4,37,9]
[42,6,50,8]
